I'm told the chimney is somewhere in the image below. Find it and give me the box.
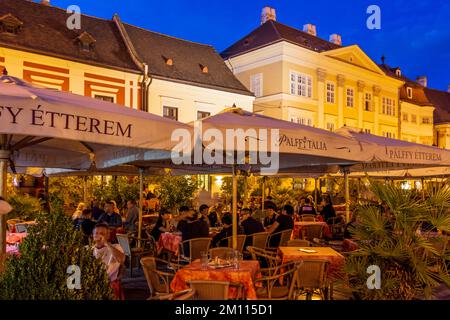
[329,34,342,45]
[261,7,276,25]
[40,0,50,5]
[417,76,427,87]
[303,24,317,36]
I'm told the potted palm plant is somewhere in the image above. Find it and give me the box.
[344,182,450,300]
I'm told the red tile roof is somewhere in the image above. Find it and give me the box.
[221,19,341,59]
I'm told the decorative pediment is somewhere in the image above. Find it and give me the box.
[76,31,96,51]
[0,13,23,34]
[322,45,385,75]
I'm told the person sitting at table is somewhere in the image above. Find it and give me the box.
[92,222,126,300]
[179,208,209,257]
[208,203,223,227]
[150,208,172,241]
[240,208,265,248]
[97,201,123,228]
[72,202,87,221]
[91,200,105,221]
[263,204,277,228]
[266,204,294,247]
[79,209,96,244]
[198,204,210,226]
[176,205,191,233]
[299,197,316,216]
[211,213,244,247]
[320,195,336,224]
[124,199,139,234]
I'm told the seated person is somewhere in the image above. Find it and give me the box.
[92,223,126,300]
[179,208,209,257]
[91,200,105,221]
[80,209,96,244]
[263,204,277,228]
[212,213,239,247]
[97,201,123,228]
[124,199,139,234]
[176,205,191,234]
[320,195,337,224]
[208,204,224,227]
[150,209,172,241]
[240,208,265,247]
[198,204,210,226]
[266,204,295,247]
[299,198,316,216]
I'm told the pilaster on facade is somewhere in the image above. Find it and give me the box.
[373,85,381,135]
[357,80,365,128]
[336,74,345,129]
[316,68,327,128]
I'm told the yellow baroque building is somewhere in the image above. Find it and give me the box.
[222,7,446,147]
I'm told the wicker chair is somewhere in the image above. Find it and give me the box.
[151,288,196,300]
[268,229,293,247]
[300,215,316,222]
[247,246,280,270]
[301,225,323,242]
[254,261,298,300]
[250,232,270,249]
[179,237,211,263]
[287,239,311,247]
[117,233,153,277]
[209,247,235,259]
[292,259,329,300]
[223,235,247,253]
[140,257,180,299]
[189,281,230,300]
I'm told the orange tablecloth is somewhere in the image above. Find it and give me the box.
[293,222,332,239]
[6,232,28,245]
[278,246,345,279]
[157,233,182,255]
[170,259,260,300]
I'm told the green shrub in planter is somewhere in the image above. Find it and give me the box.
[6,194,43,221]
[0,210,113,300]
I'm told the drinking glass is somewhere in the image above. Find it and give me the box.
[200,251,209,270]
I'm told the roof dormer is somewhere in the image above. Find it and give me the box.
[200,64,209,73]
[0,14,23,35]
[76,31,96,51]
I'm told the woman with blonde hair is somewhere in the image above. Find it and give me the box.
[72,202,86,220]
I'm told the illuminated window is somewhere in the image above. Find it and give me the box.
[94,95,114,103]
[407,87,413,99]
[364,93,372,111]
[250,73,263,97]
[163,106,178,121]
[326,122,335,131]
[326,82,335,103]
[197,111,210,119]
[346,88,354,107]
[382,97,396,116]
[290,72,312,98]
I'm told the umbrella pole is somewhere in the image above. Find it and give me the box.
[232,165,238,250]
[344,168,350,223]
[138,168,144,246]
[0,137,9,263]
[314,178,318,210]
[261,176,266,213]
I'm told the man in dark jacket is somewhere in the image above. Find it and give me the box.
[211,213,244,247]
[240,208,264,247]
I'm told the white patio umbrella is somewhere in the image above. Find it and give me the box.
[0,73,190,256]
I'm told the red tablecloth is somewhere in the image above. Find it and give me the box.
[6,232,28,245]
[170,259,260,300]
[278,246,345,279]
[293,222,332,239]
[157,233,182,255]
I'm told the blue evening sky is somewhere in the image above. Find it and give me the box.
[52,0,450,91]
